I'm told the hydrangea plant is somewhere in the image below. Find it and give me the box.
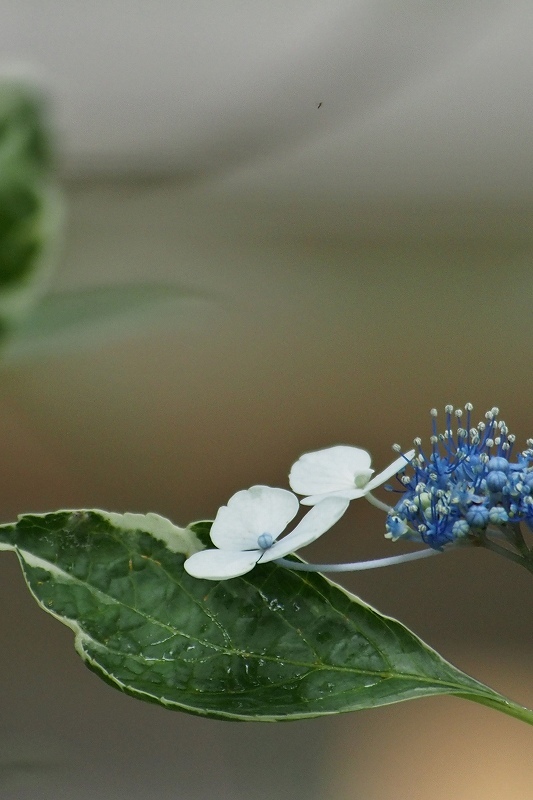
[2,78,533,729]
[2,404,533,726]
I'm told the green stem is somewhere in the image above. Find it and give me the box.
[480,534,533,574]
[459,691,533,727]
[509,523,530,556]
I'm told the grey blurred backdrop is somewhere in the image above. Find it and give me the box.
[2,2,533,798]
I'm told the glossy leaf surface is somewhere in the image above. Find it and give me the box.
[0,510,531,724]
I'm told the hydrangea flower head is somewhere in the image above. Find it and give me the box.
[289,445,414,505]
[386,404,533,549]
[184,485,348,580]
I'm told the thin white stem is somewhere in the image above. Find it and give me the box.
[274,547,440,573]
[364,491,393,513]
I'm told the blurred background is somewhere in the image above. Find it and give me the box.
[2,2,533,797]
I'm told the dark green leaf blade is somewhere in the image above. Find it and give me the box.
[0,511,531,724]
[0,79,62,333]
[0,79,51,174]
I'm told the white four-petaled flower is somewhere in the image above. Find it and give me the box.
[289,445,414,505]
[184,485,349,580]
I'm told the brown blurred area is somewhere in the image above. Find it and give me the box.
[3,3,533,798]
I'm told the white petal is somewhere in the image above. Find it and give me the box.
[210,486,299,551]
[184,548,260,580]
[299,487,367,506]
[259,496,349,562]
[365,449,415,492]
[289,446,372,496]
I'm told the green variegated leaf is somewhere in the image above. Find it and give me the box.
[0,510,532,724]
[0,80,62,333]
[0,81,197,361]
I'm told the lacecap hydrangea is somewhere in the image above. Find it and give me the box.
[385,405,533,549]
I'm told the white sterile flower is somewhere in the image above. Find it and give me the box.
[184,485,349,580]
[289,445,415,506]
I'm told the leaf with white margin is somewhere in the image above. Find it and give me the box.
[0,79,62,332]
[0,510,532,725]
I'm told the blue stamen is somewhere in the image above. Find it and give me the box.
[386,405,532,549]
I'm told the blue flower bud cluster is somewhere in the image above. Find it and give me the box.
[385,405,533,549]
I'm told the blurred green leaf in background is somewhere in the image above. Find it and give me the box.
[0,76,194,362]
[0,78,63,335]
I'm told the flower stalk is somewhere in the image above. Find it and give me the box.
[274,547,440,573]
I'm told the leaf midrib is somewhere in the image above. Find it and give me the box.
[14,542,495,697]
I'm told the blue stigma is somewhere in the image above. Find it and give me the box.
[257,532,274,550]
[385,405,533,549]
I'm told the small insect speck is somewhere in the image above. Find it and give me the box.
[317,102,322,109]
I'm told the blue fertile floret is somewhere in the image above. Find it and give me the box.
[385,405,533,549]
